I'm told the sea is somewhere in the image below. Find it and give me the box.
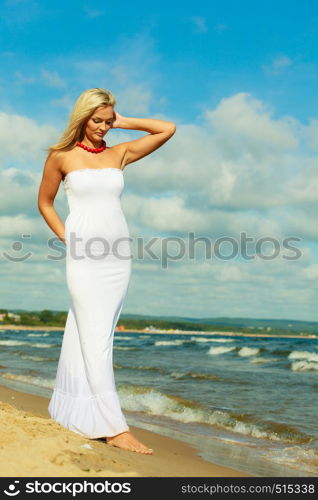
[0,327,318,477]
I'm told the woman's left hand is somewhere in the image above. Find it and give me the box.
[112,111,124,128]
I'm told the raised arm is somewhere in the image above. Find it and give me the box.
[111,112,176,167]
[38,151,66,245]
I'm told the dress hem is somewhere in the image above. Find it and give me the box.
[48,388,130,439]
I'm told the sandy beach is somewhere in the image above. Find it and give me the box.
[0,384,253,477]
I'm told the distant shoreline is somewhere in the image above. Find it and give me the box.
[0,324,316,339]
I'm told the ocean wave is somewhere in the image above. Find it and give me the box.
[118,384,312,445]
[114,362,221,381]
[263,445,318,475]
[30,343,57,349]
[288,350,318,362]
[114,346,138,351]
[119,384,209,423]
[190,337,234,343]
[251,357,279,364]
[0,340,56,348]
[207,346,236,355]
[1,372,54,389]
[170,371,221,381]
[154,339,190,346]
[0,340,29,346]
[114,363,165,373]
[114,336,135,341]
[27,333,50,337]
[19,355,53,362]
[238,347,260,357]
[291,360,318,372]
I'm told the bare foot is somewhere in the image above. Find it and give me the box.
[106,430,153,455]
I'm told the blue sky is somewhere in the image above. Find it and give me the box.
[0,0,318,321]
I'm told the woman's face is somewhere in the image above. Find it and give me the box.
[84,106,114,142]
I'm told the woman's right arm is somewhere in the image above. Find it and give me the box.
[38,151,66,245]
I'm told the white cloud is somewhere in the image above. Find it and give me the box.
[306,118,318,150]
[41,69,66,89]
[14,71,36,85]
[204,92,298,151]
[191,16,208,33]
[115,85,153,115]
[0,112,58,162]
[262,54,293,75]
[286,157,318,205]
[272,55,293,70]
[50,93,74,111]
[14,69,66,89]
[0,214,38,237]
[0,112,59,161]
[83,5,105,18]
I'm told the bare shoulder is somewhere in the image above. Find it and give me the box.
[46,148,75,169]
[43,150,70,179]
[45,149,64,166]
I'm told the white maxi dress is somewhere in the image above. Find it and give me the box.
[48,167,132,439]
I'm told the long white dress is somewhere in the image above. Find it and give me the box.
[48,167,132,439]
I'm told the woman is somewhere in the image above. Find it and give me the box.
[38,88,176,454]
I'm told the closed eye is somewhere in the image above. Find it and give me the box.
[93,117,113,123]
[93,118,113,124]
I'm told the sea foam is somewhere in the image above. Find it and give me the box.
[207,346,236,355]
[238,347,260,357]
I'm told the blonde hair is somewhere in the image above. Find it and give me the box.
[47,88,116,153]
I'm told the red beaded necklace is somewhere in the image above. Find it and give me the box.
[76,139,106,153]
